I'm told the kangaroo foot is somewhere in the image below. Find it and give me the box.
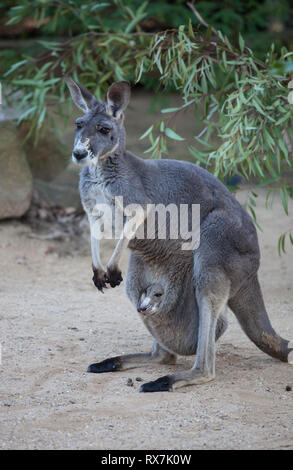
[139,375,173,393]
[106,266,123,288]
[87,357,122,373]
[140,370,215,392]
[92,268,108,293]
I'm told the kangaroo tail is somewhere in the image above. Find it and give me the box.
[228,274,291,362]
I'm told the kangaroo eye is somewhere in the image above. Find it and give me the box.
[154,293,162,298]
[97,126,110,135]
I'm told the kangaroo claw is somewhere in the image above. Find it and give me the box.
[106,266,123,288]
[92,269,108,293]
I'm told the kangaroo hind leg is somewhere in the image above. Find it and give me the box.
[87,341,176,373]
[216,308,228,341]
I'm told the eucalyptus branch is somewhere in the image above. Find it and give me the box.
[187,1,218,37]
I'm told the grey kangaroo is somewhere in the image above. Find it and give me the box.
[66,77,292,392]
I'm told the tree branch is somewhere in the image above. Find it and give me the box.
[187,1,218,37]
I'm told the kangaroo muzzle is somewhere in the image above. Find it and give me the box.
[73,149,88,161]
[137,296,158,315]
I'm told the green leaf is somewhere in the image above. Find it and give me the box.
[206,25,212,41]
[165,128,185,141]
[4,60,28,77]
[161,107,180,114]
[280,187,289,215]
[278,234,286,255]
[239,33,245,53]
[140,125,154,140]
[125,12,147,34]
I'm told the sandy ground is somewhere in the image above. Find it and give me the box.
[0,189,292,450]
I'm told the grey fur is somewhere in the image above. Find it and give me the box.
[128,257,228,356]
[66,78,292,392]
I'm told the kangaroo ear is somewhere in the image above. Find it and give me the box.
[106,81,130,118]
[65,76,98,113]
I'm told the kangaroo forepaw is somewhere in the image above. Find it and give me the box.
[87,357,121,373]
[106,266,123,288]
[139,375,173,393]
[92,269,108,293]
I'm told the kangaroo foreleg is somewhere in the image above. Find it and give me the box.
[105,236,127,287]
[87,341,177,373]
[106,203,150,285]
[88,215,109,292]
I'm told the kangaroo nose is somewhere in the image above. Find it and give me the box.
[73,150,88,161]
[138,306,147,313]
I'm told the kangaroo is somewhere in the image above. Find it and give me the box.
[65,77,292,392]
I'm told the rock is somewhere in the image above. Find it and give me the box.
[126,378,134,387]
[19,122,70,182]
[0,89,24,122]
[0,122,33,219]
[34,164,83,210]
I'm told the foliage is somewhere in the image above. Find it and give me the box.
[1,0,293,250]
[1,1,293,57]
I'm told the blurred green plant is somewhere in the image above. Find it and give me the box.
[1,0,292,55]
[1,0,293,251]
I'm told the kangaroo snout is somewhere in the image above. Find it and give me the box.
[137,305,148,313]
[73,149,88,161]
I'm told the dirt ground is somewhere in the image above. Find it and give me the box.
[0,188,292,450]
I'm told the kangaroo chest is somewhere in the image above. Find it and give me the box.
[80,170,118,216]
